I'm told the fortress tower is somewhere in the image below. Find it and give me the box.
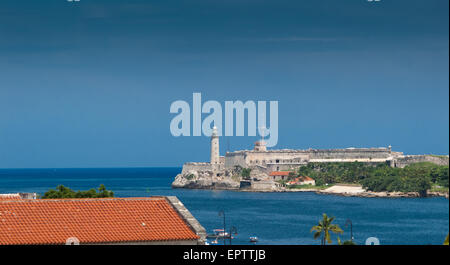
[254,141,267,151]
[210,126,220,164]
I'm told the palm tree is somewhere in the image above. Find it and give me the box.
[311,213,344,245]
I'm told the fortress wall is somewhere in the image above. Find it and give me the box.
[308,149,393,160]
[266,164,302,172]
[393,155,449,168]
[249,166,269,178]
[224,148,398,170]
[182,163,212,174]
[250,180,278,191]
[245,152,309,166]
[224,152,247,169]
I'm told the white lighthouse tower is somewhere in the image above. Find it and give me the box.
[210,126,220,165]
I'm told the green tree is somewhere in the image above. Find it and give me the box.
[337,237,357,245]
[241,168,252,179]
[296,161,447,196]
[444,234,449,245]
[97,184,114,198]
[42,184,114,199]
[311,213,344,245]
[185,174,195,180]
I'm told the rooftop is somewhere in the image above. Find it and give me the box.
[0,197,200,245]
[269,171,292,176]
[226,147,396,155]
[287,176,315,185]
[298,176,314,182]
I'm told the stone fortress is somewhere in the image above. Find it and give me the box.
[172,126,449,190]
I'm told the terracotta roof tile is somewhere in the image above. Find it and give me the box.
[301,176,314,181]
[269,171,292,176]
[0,197,199,245]
[287,176,315,184]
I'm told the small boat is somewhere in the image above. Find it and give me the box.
[212,229,230,238]
[249,236,258,243]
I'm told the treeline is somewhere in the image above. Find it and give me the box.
[297,162,449,196]
[42,184,114,199]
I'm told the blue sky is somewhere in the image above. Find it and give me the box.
[0,0,448,168]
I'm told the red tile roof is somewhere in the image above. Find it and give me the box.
[0,197,199,245]
[301,176,314,181]
[287,176,315,185]
[269,171,292,176]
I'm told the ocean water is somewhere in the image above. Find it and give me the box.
[0,167,448,245]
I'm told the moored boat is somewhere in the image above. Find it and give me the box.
[250,236,258,243]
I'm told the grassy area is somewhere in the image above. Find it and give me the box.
[429,154,449,159]
[286,184,330,190]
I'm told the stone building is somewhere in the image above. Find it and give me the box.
[269,171,291,181]
[210,126,220,166]
[174,130,448,189]
[287,176,316,186]
[181,132,408,175]
[0,193,37,200]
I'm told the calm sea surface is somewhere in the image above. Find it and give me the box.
[0,167,448,245]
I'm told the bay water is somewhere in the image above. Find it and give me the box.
[0,167,448,245]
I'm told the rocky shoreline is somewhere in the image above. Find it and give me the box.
[171,173,240,190]
[174,186,449,198]
[172,175,449,198]
[315,189,449,198]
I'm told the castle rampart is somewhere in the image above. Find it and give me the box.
[174,133,448,191]
[392,155,449,168]
[222,147,403,170]
[181,162,213,174]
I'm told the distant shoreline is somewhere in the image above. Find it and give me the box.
[173,184,450,199]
